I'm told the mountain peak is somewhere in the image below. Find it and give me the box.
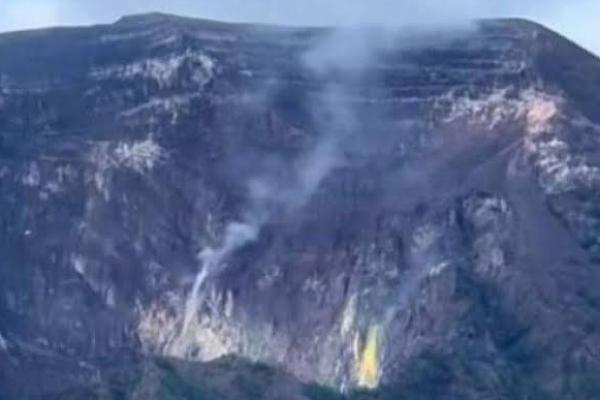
[115,12,189,25]
[112,11,259,32]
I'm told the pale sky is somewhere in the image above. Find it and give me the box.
[0,0,599,55]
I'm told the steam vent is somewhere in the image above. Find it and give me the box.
[2,12,600,400]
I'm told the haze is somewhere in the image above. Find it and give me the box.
[0,0,598,56]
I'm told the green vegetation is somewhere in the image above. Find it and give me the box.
[158,361,211,400]
[303,383,345,400]
[33,353,600,400]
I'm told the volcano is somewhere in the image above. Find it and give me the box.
[1,13,600,399]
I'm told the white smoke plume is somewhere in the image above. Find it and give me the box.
[179,16,483,337]
[180,27,393,333]
[182,221,259,332]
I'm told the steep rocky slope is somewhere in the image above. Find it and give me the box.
[1,13,600,399]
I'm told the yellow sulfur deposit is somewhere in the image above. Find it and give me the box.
[357,325,381,388]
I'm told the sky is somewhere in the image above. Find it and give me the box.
[0,0,598,55]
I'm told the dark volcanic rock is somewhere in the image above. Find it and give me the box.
[1,13,600,399]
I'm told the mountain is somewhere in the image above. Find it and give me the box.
[1,12,600,399]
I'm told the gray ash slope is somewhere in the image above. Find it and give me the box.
[1,12,600,399]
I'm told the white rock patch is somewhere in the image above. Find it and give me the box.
[412,223,442,252]
[528,137,600,195]
[71,254,86,276]
[114,138,163,174]
[525,97,558,135]
[0,332,8,351]
[440,87,561,133]
[91,50,216,89]
[89,137,165,199]
[23,162,40,187]
[428,261,450,278]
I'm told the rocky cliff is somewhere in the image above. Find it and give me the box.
[1,13,600,399]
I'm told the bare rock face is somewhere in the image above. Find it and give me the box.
[1,13,600,399]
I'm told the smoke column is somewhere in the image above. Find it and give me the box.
[182,221,259,332]
[180,26,408,334]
